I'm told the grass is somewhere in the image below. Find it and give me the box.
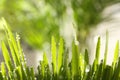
[0,18,120,80]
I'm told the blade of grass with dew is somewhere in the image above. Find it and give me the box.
[72,41,79,79]
[82,49,89,80]
[3,19,28,79]
[58,37,64,74]
[2,18,21,65]
[79,53,85,79]
[85,66,92,80]
[1,41,13,72]
[19,65,27,80]
[0,62,8,80]
[15,66,22,80]
[103,31,108,68]
[7,35,20,67]
[0,18,120,80]
[16,33,26,67]
[51,36,57,74]
[112,40,119,69]
[2,20,28,79]
[0,18,20,67]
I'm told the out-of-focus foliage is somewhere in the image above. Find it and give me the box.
[0,0,120,49]
[0,0,59,49]
[71,0,120,42]
[45,0,120,46]
[45,0,66,18]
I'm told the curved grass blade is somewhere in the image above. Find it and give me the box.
[2,18,21,65]
[1,41,13,71]
[16,33,26,67]
[7,35,20,67]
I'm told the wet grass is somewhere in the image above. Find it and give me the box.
[0,18,120,80]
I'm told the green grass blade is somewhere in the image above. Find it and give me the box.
[1,41,13,71]
[63,48,70,79]
[58,37,64,74]
[112,41,119,69]
[112,57,120,80]
[1,62,6,77]
[7,36,20,67]
[30,67,35,80]
[79,53,85,78]
[84,49,89,65]
[93,37,101,71]
[95,37,101,65]
[16,33,26,67]
[43,53,50,79]
[43,52,48,66]
[51,36,57,74]
[21,66,27,80]
[8,71,15,80]
[103,31,108,68]
[15,66,22,80]
[2,18,21,65]
[72,41,79,78]
[94,61,103,80]
[41,61,45,78]
[82,49,89,79]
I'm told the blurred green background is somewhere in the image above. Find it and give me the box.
[0,0,119,50]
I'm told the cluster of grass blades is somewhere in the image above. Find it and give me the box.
[0,18,120,80]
